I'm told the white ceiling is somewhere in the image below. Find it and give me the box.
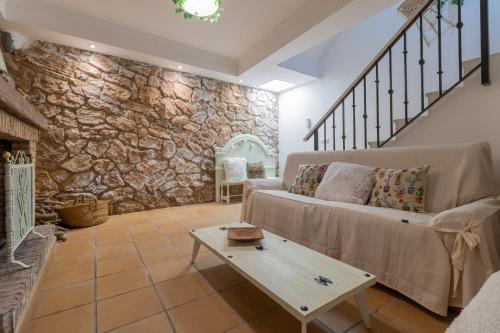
[35,0,310,59]
[0,0,400,90]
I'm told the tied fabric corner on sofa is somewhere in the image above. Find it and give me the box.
[241,142,500,316]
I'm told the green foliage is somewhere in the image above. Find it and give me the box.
[438,0,465,7]
[171,0,222,23]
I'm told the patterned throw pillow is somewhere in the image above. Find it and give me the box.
[289,164,329,197]
[369,166,430,213]
[247,161,266,179]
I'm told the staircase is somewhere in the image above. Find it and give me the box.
[367,57,482,148]
[304,0,491,151]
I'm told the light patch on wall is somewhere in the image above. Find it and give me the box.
[259,80,296,93]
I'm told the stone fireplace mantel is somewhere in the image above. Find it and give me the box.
[0,73,47,139]
[0,72,47,248]
[0,70,49,333]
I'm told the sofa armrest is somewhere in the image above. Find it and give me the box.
[431,196,500,229]
[430,196,500,296]
[241,178,283,221]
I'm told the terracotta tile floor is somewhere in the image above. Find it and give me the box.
[24,203,457,333]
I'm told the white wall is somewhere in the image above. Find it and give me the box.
[279,0,500,175]
[389,52,500,186]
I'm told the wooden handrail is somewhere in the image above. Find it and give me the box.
[303,0,435,141]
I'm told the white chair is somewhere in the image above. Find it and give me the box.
[215,134,277,204]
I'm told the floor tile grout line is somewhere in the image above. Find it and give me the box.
[96,283,154,302]
[367,297,421,333]
[153,277,249,313]
[29,301,95,322]
[125,216,179,333]
[101,310,165,333]
[34,276,95,293]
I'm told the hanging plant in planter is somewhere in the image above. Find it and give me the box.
[172,0,222,23]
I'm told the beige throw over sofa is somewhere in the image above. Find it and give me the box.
[241,142,500,316]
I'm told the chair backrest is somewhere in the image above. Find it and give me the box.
[283,142,498,213]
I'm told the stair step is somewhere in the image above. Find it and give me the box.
[394,118,408,132]
[463,58,481,74]
[426,91,440,104]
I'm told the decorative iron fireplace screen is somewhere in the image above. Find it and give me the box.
[4,151,43,268]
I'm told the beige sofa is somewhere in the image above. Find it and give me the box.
[241,142,500,316]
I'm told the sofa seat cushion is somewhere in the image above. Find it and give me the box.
[258,190,435,226]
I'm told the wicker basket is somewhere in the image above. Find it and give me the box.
[56,196,109,228]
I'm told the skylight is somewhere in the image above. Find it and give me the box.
[259,80,296,93]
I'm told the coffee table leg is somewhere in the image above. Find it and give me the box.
[354,291,371,328]
[191,240,201,264]
[301,322,307,333]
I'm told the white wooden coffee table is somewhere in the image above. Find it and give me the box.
[190,222,376,333]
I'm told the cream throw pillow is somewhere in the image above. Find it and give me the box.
[223,158,247,181]
[315,162,374,204]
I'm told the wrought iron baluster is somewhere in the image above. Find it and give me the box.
[480,0,491,85]
[352,89,356,149]
[342,100,346,151]
[363,76,367,149]
[419,13,425,113]
[332,113,336,151]
[403,32,409,124]
[323,122,327,151]
[313,130,319,151]
[388,48,394,136]
[375,63,380,148]
[437,0,443,96]
[457,0,463,80]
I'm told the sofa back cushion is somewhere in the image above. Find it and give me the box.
[315,162,374,204]
[283,142,497,213]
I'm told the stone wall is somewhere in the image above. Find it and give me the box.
[6,42,278,214]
